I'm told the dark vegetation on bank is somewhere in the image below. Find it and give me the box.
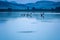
[0,7,60,12]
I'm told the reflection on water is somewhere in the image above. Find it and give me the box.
[0,12,60,40]
[0,12,60,21]
[18,31,35,33]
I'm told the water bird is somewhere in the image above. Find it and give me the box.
[41,12,44,17]
[26,12,32,17]
[41,12,44,19]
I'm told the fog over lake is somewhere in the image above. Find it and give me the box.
[0,12,60,40]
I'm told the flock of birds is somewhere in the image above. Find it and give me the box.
[22,12,45,18]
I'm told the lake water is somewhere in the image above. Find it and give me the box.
[0,12,60,40]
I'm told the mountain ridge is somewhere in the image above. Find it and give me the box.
[0,1,60,9]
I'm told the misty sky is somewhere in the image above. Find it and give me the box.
[1,0,60,4]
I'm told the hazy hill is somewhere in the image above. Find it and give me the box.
[0,1,27,9]
[0,1,60,10]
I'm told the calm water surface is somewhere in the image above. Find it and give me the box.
[0,12,60,40]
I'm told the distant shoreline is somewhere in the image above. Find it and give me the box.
[0,10,60,13]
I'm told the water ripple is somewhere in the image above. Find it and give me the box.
[17,31,35,33]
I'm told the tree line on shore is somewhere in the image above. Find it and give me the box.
[0,7,60,12]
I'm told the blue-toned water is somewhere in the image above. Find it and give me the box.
[0,12,60,40]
